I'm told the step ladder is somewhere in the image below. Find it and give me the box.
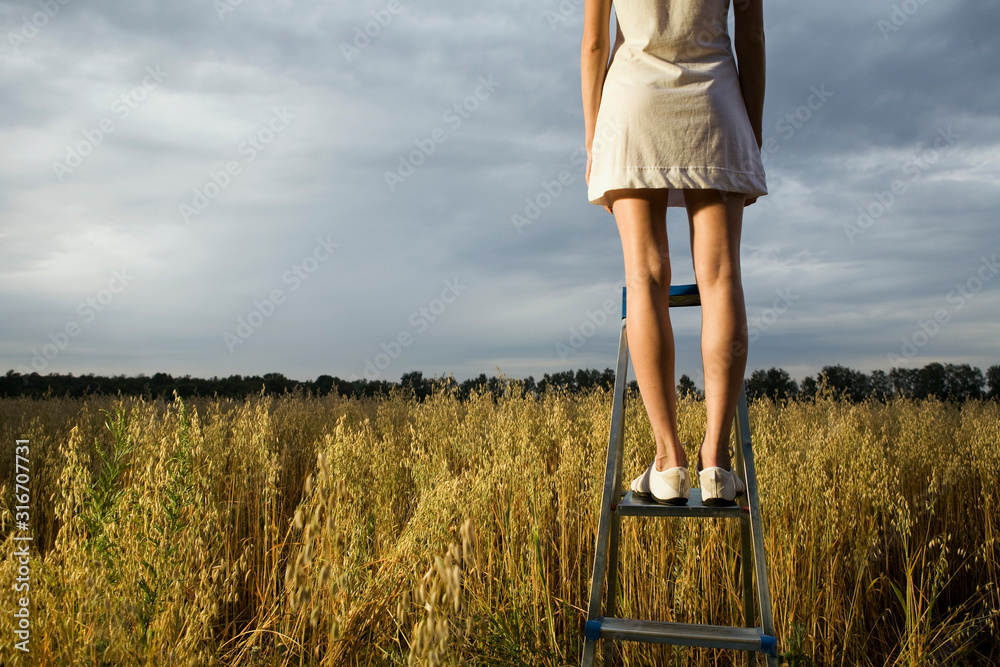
[580,285,779,667]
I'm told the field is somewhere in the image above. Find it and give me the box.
[1,384,998,666]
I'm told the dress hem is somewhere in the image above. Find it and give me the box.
[588,165,767,207]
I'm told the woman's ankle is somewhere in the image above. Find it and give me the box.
[654,447,688,471]
[697,441,732,470]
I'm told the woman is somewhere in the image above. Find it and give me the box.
[581,0,766,505]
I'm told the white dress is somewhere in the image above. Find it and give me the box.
[587,0,767,208]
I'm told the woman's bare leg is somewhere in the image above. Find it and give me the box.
[608,189,687,471]
[684,189,748,471]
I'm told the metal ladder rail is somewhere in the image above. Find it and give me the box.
[735,382,778,664]
[580,289,631,667]
[580,285,778,667]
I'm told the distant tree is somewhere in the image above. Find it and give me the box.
[889,363,985,401]
[400,371,432,400]
[988,365,1000,400]
[2,364,994,403]
[575,368,601,392]
[314,374,335,395]
[869,369,893,400]
[890,367,918,397]
[745,370,765,400]
[677,374,702,399]
[486,375,507,400]
[262,372,295,395]
[914,362,946,399]
[459,373,490,399]
[942,363,984,401]
[534,368,617,394]
[818,365,871,402]
[432,374,460,396]
[539,370,576,393]
[746,368,798,402]
[799,375,818,400]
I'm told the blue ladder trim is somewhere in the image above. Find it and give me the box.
[622,283,698,319]
[585,618,603,641]
[670,283,699,296]
[759,630,778,657]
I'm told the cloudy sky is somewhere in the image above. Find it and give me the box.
[1,0,997,388]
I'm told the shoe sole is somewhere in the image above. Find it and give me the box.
[702,497,737,507]
[652,493,689,505]
[629,489,688,505]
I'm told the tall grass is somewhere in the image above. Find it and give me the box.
[0,384,997,665]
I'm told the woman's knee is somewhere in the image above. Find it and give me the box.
[625,266,672,292]
[614,192,671,287]
[622,243,672,288]
[695,262,741,291]
[686,190,744,289]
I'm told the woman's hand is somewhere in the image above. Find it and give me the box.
[587,154,614,213]
[585,153,613,213]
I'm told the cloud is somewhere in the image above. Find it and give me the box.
[1,0,998,384]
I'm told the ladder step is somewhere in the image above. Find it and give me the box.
[616,488,747,518]
[588,617,777,656]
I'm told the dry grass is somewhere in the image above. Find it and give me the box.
[0,383,997,666]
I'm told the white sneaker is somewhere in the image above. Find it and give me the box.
[699,466,746,506]
[631,463,690,505]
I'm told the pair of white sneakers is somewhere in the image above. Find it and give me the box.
[630,457,745,507]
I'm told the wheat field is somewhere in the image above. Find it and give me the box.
[1,382,998,666]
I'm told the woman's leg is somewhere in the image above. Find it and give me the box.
[608,188,687,471]
[684,189,748,471]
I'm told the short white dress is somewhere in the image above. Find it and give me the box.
[587,0,767,208]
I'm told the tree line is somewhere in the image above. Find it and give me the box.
[743,363,1000,403]
[0,369,614,402]
[2,362,998,402]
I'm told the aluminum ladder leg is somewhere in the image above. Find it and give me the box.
[580,285,779,667]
